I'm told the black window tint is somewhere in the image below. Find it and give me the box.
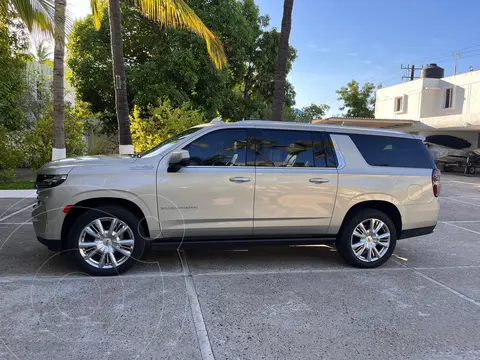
[312,132,337,168]
[254,130,314,167]
[350,134,435,169]
[184,129,248,166]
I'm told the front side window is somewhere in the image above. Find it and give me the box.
[444,88,454,109]
[253,130,314,167]
[184,129,249,166]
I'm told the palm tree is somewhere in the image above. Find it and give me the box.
[89,0,227,154]
[0,0,55,33]
[272,0,294,121]
[51,0,65,160]
[33,38,52,64]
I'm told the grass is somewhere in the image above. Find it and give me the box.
[0,181,35,190]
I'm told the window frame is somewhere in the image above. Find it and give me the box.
[443,87,454,109]
[393,95,407,114]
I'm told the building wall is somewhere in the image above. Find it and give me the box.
[375,70,480,130]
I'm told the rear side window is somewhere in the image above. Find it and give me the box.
[254,130,314,167]
[350,134,434,169]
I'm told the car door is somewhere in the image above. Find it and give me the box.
[253,129,339,236]
[157,128,256,239]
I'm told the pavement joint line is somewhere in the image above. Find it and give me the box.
[0,222,33,225]
[440,197,480,207]
[4,264,480,282]
[0,204,34,223]
[392,259,480,309]
[440,220,480,223]
[441,222,480,237]
[178,250,215,360]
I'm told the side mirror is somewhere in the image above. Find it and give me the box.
[168,150,190,172]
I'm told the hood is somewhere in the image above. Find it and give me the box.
[38,155,138,175]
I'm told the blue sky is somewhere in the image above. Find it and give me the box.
[70,0,480,115]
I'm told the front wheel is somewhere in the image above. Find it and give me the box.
[336,209,397,268]
[67,206,146,276]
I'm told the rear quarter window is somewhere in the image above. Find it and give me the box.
[349,134,435,169]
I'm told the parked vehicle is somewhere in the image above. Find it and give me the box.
[425,134,480,175]
[33,120,440,276]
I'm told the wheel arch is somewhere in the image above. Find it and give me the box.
[338,200,403,238]
[61,197,151,250]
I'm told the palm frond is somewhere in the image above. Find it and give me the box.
[90,0,101,30]
[133,0,227,70]
[9,0,55,32]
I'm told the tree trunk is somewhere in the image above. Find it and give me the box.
[271,0,294,121]
[108,0,133,154]
[52,0,66,160]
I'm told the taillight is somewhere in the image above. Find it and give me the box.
[432,169,441,197]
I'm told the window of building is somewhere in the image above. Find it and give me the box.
[254,130,314,167]
[184,129,250,166]
[350,134,435,169]
[394,96,403,112]
[444,87,454,109]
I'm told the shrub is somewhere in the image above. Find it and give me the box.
[130,99,205,153]
[23,105,87,170]
[0,124,22,182]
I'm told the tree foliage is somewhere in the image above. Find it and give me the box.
[67,0,297,131]
[297,103,330,122]
[0,13,30,130]
[130,98,204,153]
[336,80,376,118]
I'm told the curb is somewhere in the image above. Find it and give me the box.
[0,190,37,199]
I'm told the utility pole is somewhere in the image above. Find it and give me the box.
[401,64,422,81]
[453,51,461,75]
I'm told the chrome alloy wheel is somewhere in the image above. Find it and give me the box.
[78,217,135,269]
[351,218,391,262]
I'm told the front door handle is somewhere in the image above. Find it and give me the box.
[229,177,251,183]
[309,178,329,184]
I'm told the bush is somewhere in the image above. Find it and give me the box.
[0,124,22,182]
[23,104,87,170]
[130,99,205,153]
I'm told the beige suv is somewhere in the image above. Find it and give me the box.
[33,120,440,275]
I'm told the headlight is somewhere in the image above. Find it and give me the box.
[35,174,68,189]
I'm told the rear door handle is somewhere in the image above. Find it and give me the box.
[229,177,251,183]
[309,178,329,184]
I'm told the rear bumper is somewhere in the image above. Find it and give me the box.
[399,224,436,240]
[37,236,61,251]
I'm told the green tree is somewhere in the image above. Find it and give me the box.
[0,14,30,131]
[272,0,294,120]
[0,0,55,33]
[86,0,226,154]
[297,103,330,122]
[336,80,376,118]
[68,0,297,128]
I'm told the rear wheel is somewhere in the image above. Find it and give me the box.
[67,206,146,276]
[336,209,397,268]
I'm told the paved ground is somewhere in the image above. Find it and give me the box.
[0,174,479,360]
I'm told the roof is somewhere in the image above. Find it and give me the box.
[312,117,418,129]
[195,119,414,138]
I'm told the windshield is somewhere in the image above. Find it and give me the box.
[139,127,203,158]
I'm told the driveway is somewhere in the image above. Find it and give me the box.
[0,174,479,359]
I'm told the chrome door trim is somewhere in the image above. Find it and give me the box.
[330,134,346,170]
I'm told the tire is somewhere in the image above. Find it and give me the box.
[467,166,476,175]
[336,209,397,268]
[67,206,146,276]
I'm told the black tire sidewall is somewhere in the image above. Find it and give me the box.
[67,206,146,276]
[336,209,397,268]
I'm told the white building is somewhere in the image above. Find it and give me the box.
[315,64,480,150]
[374,65,480,148]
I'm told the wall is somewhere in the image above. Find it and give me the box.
[375,70,480,130]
